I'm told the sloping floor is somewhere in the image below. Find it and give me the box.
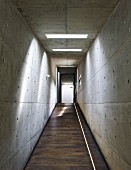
[24,104,109,170]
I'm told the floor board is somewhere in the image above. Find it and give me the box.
[24,104,108,170]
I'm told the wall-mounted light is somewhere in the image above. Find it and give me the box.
[79,74,82,80]
[46,75,50,80]
[78,74,82,87]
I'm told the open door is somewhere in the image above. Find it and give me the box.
[61,83,74,103]
[57,67,77,103]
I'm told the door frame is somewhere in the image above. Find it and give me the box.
[60,73,75,103]
[57,67,77,103]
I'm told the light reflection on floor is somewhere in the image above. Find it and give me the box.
[53,106,68,117]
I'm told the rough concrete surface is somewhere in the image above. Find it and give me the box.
[12,0,119,54]
[0,0,131,169]
[0,0,56,170]
[78,0,131,170]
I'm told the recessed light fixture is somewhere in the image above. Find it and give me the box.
[59,66,75,67]
[53,49,82,52]
[46,34,88,39]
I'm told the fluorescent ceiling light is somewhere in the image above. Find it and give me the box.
[46,34,88,39]
[59,66,75,67]
[53,49,82,52]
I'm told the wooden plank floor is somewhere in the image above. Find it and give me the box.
[75,105,109,170]
[24,104,108,170]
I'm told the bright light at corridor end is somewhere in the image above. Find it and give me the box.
[46,34,88,39]
[53,49,82,52]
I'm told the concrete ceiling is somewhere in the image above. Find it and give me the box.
[12,0,120,67]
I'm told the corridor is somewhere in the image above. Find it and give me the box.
[25,104,108,170]
[0,0,131,170]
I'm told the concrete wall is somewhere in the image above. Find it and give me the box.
[77,0,131,169]
[0,0,56,170]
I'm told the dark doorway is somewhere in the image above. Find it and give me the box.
[57,67,77,103]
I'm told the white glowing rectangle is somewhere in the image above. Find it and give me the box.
[59,66,75,67]
[46,34,88,39]
[53,49,82,52]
